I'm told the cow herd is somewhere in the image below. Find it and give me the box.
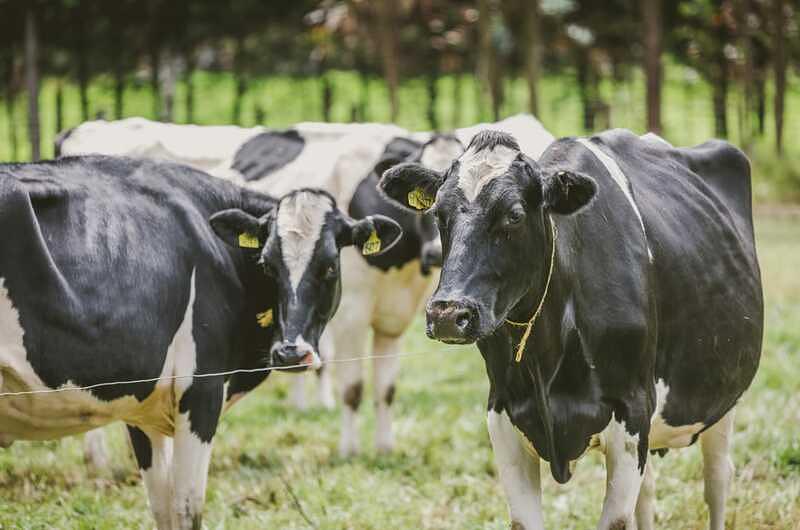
[0,114,762,530]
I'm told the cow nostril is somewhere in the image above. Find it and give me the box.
[455,312,471,330]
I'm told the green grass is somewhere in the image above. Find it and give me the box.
[1,64,799,201]
[0,213,798,528]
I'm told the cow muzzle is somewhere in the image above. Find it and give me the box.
[426,298,479,344]
[270,341,321,372]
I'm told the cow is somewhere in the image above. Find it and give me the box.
[58,114,555,457]
[0,155,401,529]
[378,128,763,530]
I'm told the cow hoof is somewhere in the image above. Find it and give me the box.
[510,521,525,530]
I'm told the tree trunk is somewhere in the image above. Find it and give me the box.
[25,7,40,162]
[773,0,787,154]
[5,59,18,161]
[478,0,504,121]
[427,74,439,130]
[150,46,161,121]
[322,75,333,122]
[184,48,195,123]
[452,73,462,128]
[232,35,247,125]
[55,80,64,137]
[74,6,90,122]
[359,71,370,122]
[376,0,399,121]
[712,77,728,138]
[520,0,541,116]
[161,55,176,123]
[643,0,662,133]
[577,50,594,131]
[755,76,766,136]
[113,64,125,119]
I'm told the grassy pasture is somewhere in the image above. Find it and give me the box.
[0,213,797,529]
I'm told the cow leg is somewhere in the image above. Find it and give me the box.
[487,410,544,530]
[171,381,223,530]
[336,327,369,458]
[372,333,401,453]
[315,329,336,409]
[635,458,656,530]
[598,417,646,530]
[128,425,174,530]
[83,428,110,476]
[700,409,735,530]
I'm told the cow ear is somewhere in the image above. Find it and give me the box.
[209,209,270,250]
[373,154,405,180]
[542,170,597,215]
[339,215,403,257]
[378,162,443,213]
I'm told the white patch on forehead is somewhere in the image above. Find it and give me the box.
[277,192,334,291]
[420,137,464,172]
[576,138,653,262]
[457,144,518,202]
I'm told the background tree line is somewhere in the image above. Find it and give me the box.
[0,0,797,163]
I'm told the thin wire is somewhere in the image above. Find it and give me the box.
[0,350,455,398]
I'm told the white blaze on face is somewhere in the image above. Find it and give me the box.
[277,192,334,292]
[420,137,465,172]
[457,144,519,202]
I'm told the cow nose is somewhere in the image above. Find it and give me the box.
[426,299,477,344]
[271,342,315,370]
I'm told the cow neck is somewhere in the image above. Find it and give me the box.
[503,210,561,480]
[505,211,557,362]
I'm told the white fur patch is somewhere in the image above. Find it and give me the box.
[487,410,545,529]
[420,137,464,172]
[598,415,643,529]
[276,192,334,291]
[576,138,654,262]
[649,378,705,449]
[457,144,518,202]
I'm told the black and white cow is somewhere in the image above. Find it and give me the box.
[58,115,556,457]
[0,156,401,529]
[379,129,763,530]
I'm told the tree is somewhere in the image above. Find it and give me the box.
[644,0,663,133]
[377,0,400,121]
[25,5,40,161]
[772,0,787,154]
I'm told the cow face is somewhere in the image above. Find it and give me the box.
[379,131,596,344]
[372,134,464,274]
[210,189,402,369]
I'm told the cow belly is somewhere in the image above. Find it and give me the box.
[647,378,705,449]
[0,368,175,441]
[371,260,436,337]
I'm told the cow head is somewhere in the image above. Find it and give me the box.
[210,189,402,369]
[372,134,464,274]
[379,131,596,344]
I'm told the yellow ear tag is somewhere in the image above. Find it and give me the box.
[256,309,273,328]
[407,187,435,210]
[362,230,382,256]
[238,232,260,249]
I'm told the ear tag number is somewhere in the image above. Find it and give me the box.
[238,232,260,249]
[362,230,382,256]
[407,187,435,210]
[256,309,273,328]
